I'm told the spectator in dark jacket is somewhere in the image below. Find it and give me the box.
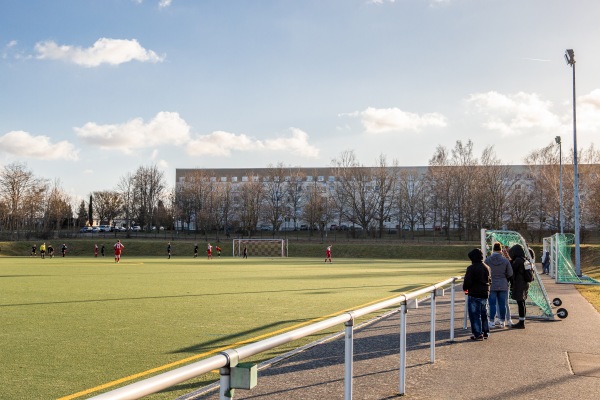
[485,242,513,328]
[463,248,491,340]
[509,244,530,329]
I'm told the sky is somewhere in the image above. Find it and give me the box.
[2,0,600,202]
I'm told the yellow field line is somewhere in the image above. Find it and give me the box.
[58,292,404,400]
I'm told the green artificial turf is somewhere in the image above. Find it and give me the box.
[1,256,465,399]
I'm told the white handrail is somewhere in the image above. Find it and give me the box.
[90,276,463,400]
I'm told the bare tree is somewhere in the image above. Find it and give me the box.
[117,173,135,229]
[93,190,123,226]
[263,163,288,232]
[235,176,264,236]
[132,165,166,230]
[372,154,398,238]
[332,150,377,233]
[0,162,44,235]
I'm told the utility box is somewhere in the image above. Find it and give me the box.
[407,298,419,309]
[231,363,257,390]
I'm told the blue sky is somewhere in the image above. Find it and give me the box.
[1,0,600,201]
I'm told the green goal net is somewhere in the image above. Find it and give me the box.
[545,233,600,285]
[482,229,554,320]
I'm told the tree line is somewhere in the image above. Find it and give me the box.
[1,140,599,242]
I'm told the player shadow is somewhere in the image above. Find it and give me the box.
[0,284,427,308]
[170,318,312,354]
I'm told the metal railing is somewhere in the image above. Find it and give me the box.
[90,276,464,400]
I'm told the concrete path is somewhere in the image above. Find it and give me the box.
[186,274,600,399]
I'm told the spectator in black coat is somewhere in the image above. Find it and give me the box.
[463,248,491,340]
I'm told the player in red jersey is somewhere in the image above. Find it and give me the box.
[114,240,125,263]
[325,245,332,263]
[207,243,213,260]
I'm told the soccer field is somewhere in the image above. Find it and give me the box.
[1,256,464,399]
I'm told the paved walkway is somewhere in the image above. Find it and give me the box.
[186,274,600,399]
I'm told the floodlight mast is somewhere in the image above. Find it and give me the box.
[555,136,563,234]
[565,49,582,277]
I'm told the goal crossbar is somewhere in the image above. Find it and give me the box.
[232,238,288,257]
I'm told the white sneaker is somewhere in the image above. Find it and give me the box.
[497,321,505,328]
[488,320,496,328]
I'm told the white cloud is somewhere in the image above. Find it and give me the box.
[577,89,600,132]
[187,128,319,158]
[159,0,173,8]
[157,159,169,169]
[466,91,561,135]
[34,38,164,67]
[344,107,447,134]
[75,111,191,153]
[0,131,79,161]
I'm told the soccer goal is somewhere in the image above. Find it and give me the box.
[544,233,600,285]
[481,229,561,320]
[232,238,288,257]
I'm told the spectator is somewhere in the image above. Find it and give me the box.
[463,248,491,341]
[485,242,513,328]
[509,244,530,329]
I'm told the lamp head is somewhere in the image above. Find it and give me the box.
[555,136,561,144]
[565,49,575,65]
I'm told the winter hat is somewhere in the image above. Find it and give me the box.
[468,248,484,262]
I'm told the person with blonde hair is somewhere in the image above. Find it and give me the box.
[485,242,513,328]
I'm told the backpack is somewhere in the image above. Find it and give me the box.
[523,261,535,283]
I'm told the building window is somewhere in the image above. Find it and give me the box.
[232,177,238,182]
[221,177,227,182]
[307,176,313,182]
[242,176,248,182]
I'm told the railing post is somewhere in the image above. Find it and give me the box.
[399,302,407,396]
[450,280,455,342]
[219,367,233,400]
[219,350,239,400]
[463,293,468,330]
[430,290,436,363]
[344,315,354,400]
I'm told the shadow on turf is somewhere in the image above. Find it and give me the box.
[0,284,424,308]
[171,319,307,354]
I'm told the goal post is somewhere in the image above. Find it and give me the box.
[232,238,288,257]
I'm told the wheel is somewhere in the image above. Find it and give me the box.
[556,308,568,319]
[553,298,562,307]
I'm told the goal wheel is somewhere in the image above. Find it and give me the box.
[556,308,568,319]
[552,298,562,307]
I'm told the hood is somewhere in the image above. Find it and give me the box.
[486,252,508,266]
[468,248,484,262]
[509,244,526,259]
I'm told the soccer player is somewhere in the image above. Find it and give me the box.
[101,244,105,257]
[114,240,124,263]
[47,244,54,258]
[194,244,198,258]
[325,245,332,263]
[61,244,67,257]
[207,243,213,260]
[243,246,248,259]
[31,244,37,257]
[40,243,46,259]
[167,242,172,259]
[94,244,99,257]
[216,246,222,257]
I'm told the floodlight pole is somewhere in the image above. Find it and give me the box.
[565,49,582,276]
[555,136,564,234]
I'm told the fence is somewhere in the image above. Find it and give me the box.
[90,276,465,400]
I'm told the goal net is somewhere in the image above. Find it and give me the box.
[481,229,554,320]
[232,238,288,257]
[545,233,600,285]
